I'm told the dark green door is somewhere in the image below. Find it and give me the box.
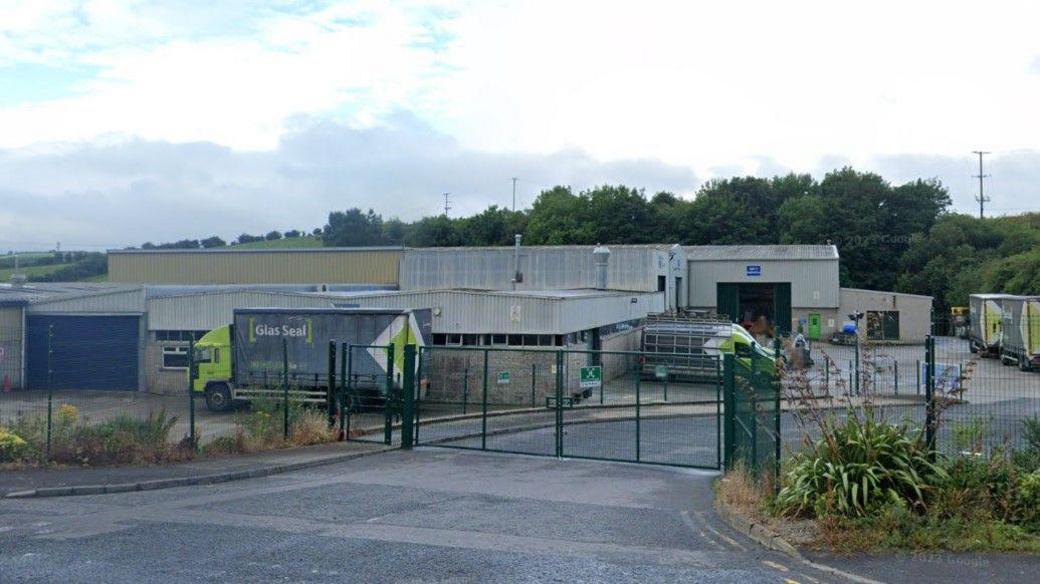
[773,283,792,336]
[717,283,740,323]
[808,313,821,340]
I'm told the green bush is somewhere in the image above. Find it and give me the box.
[0,427,28,462]
[775,413,945,518]
[1022,416,1040,454]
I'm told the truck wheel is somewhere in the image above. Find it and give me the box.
[1020,358,1031,372]
[206,384,233,412]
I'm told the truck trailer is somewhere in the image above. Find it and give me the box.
[192,307,431,412]
[969,294,1016,357]
[999,296,1040,371]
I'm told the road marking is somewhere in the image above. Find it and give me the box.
[763,559,790,572]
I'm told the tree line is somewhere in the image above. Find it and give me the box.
[134,167,1039,313]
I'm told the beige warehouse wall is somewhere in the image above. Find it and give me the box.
[109,249,401,285]
[0,306,23,389]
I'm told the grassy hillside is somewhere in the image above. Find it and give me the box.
[231,236,322,249]
[0,263,78,280]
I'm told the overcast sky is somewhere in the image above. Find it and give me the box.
[2,1,1039,250]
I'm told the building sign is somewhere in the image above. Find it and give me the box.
[654,365,668,380]
[497,371,511,385]
[579,365,602,388]
[746,265,762,277]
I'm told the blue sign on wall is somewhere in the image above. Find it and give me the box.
[746,265,762,277]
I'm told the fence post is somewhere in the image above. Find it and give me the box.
[635,362,642,462]
[925,335,936,458]
[894,360,899,396]
[187,338,197,450]
[384,344,395,446]
[481,349,489,451]
[531,363,536,408]
[916,359,921,395]
[46,325,53,461]
[774,338,782,492]
[401,345,415,449]
[339,343,347,440]
[722,354,735,471]
[327,340,336,429]
[715,357,722,470]
[282,337,289,440]
[555,350,564,458]
[345,344,353,439]
[463,367,469,415]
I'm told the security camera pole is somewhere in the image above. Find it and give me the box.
[848,311,864,395]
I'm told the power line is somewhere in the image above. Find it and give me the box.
[972,150,991,219]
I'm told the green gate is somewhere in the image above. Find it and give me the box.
[722,350,780,481]
[411,346,723,470]
[339,343,416,447]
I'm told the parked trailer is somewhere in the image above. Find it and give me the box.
[969,294,1016,357]
[999,296,1040,371]
[192,307,431,412]
[640,315,775,382]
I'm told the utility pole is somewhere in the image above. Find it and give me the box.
[972,150,990,219]
[443,192,452,217]
[511,177,518,213]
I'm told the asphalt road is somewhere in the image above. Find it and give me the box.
[0,448,840,583]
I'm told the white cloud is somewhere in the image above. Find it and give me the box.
[0,114,698,250]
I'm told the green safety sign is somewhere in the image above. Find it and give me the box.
[579,365,602,388]
[497,371,511,385]
[654,365,669,380]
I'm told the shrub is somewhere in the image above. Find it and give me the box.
[1023,416,1040,454]
[289,409,336,446]
[0,427,28,462]
[53,410,178,465]
[775,413,946,518]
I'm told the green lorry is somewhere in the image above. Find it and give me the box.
[191,307,430,412]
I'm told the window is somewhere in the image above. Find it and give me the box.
[491,334,507,345]
[162,346,189,369]
[433,334,446,346]
[155,330,208,342]
[866,311,900,341]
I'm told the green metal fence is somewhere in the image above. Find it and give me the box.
[412,346,723,469]
[722,351,780,482]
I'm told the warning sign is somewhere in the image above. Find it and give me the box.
[579,366,602,389]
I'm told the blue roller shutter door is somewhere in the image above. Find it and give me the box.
[27,315,140,391]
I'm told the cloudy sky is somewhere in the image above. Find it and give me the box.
[2,0,1039,250]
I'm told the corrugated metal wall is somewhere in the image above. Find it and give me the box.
[687,259,840,308]
[108,248,401,285]
[839,288,933,343]
[147,291,337,331]
[26,289,146,314]
[400,246,669,292]
[334,290,664,334]
[0,306,23,389]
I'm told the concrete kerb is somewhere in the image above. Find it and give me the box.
[712,495,884,584]
[3,445,393,500]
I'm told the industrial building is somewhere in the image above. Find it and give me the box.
[0,242,931,393]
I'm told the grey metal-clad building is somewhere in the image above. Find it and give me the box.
[328,289,662,336]
[401,245,683,305]
[685,245,840,309]
[108,247,403,285]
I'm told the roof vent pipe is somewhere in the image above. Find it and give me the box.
[593,244,610,290]
[511,234,523,290]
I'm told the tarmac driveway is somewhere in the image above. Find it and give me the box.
[0,448,833,583]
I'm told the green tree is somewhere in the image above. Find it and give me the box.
[322,209,385,247]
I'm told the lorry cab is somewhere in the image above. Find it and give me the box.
[190,325,234,410]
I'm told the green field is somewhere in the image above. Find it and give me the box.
[0,263,76,280]
[231,236,322,249]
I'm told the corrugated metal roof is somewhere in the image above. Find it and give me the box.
[685,245,839,261]
[0,283,137,304]
[108,246,403,254]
